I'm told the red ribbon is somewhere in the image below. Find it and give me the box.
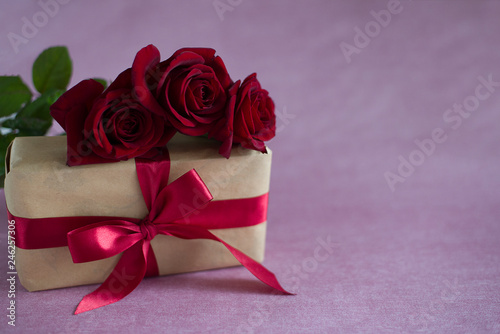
[8,155,291,314]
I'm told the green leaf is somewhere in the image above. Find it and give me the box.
[17,89,63,122]
[44,88,65,105]
[17,99,52,122]
[92,78,108,89]
[32,46,72,94]
[15,117,52,136]
[1,119,17,129]
[2,115,52,136]
[0,76,32,117]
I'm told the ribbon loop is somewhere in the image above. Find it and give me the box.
[67,220,143,263]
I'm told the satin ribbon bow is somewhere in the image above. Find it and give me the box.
[66,157,290,314]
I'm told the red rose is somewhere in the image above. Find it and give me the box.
[133,45,233,136]
[51,45,277,163]
[220,73,276,157]
[50,69,174,166]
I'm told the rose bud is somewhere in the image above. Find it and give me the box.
[232,73,276,154]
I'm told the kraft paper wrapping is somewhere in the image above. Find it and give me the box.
[4,134,271,292]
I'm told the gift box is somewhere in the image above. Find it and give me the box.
[5,134,271,292]
[3,44,291,314]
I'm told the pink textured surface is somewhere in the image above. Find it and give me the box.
[1,1,500,332]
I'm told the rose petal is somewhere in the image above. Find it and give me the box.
[50,79,104,131]
[131,44,166,117]
[170,48,216,63]
[105,69,133,93]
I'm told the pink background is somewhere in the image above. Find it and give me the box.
[1,1,500,333]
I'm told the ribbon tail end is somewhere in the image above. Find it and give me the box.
[254,269,296,296]
[74,296,103,315]
[271,281,295,296]
[219,238,295,296]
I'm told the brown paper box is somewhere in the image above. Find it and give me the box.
[4,134,271,292]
